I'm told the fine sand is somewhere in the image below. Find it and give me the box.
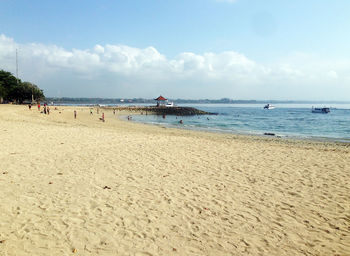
[0,104,349,256]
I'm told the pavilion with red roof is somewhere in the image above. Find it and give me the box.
[154,95,167,107]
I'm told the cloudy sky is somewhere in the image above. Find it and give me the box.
[1,0,350,100]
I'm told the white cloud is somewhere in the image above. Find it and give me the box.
[0,34,349,100]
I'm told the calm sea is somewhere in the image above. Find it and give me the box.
[129,104,350,142]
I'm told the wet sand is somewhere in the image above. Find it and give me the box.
[0,104,349,255]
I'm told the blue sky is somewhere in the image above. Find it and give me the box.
[1,0,350,100]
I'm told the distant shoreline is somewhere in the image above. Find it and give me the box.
[43,97,350,105]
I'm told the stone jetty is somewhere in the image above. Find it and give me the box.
[102,106,216,116]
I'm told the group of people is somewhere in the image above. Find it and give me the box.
[29,103,108,122]
[29,103,50,115]
[43,103,50,114]
[30,104,185,125]
[85,108,105,122]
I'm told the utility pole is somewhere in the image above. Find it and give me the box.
[16,49,19,83]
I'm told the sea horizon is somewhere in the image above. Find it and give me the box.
[44,97,350,105]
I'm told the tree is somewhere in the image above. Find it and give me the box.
[0,70,45,103]
[24,82,44,102]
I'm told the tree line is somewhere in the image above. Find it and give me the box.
[0,70,45,104]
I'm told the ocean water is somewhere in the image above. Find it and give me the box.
[129,104,350,142]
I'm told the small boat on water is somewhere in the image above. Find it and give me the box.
[312,107,330,113]
[166,102,175,107]
[263,104,275,109]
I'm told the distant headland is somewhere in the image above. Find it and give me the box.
[45,97,350,105]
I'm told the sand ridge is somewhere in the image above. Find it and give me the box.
[0,104,349,255]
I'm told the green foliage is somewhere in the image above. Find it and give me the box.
[0,70,45,103]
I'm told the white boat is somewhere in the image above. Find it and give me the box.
[166,102,175,107]
[312,107,330,113]
[263,104,275,109]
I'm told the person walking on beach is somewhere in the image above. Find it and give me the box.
[47,106,50,115]
[102,113,105,122]
[37,103,40,111]
[74,110,77,119]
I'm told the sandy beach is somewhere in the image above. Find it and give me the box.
[0,104,349,256]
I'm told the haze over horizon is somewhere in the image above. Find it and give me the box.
[1,0,350,101]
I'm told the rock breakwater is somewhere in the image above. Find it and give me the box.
[103,106,216,116]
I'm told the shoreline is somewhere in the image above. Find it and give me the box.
[117,111,350,146]
[1,104,349,255]
[30,103,350,144]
